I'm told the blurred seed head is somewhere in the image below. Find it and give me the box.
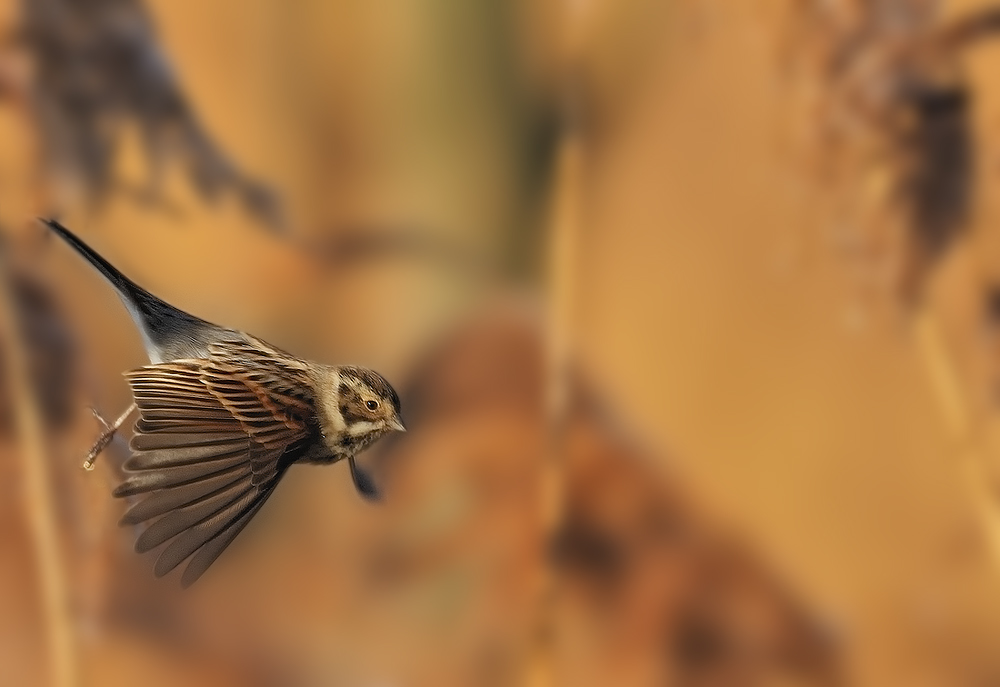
[779,0,1000,306]
[13,0,283,228]
[0,265,77,432]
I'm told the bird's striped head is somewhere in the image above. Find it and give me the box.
[321,366,404,455]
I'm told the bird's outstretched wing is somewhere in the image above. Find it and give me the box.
[116,340,316,586]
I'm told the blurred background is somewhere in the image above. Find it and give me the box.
[4,0,1000,685]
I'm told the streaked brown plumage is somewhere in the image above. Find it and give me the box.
[43,219,404,586]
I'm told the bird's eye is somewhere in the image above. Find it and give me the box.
[366,400,379,411]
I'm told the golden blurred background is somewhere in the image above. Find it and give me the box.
[4,0,1000,685]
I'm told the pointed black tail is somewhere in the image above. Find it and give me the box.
[41,219,211,356]
[42,219,149,302]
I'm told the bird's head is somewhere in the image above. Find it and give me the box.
[323,366,405,453]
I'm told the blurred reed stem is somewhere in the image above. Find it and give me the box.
[0,254,78,687]
[915,311,1000,569]
[0,42,79,681]
[529,2,594,683]
[529,125,583,687]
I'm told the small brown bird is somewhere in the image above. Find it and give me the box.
[43,219,405,586]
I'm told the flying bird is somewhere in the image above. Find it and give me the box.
[42,219,404,586]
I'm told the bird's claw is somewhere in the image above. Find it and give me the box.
[82,430,113,471]
[90,406,110,429]
[81,403,137,471]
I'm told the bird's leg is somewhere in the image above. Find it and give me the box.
[83,403,137,471]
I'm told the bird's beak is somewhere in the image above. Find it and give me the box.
[388,418,407,433]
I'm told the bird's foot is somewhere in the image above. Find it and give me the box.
[83,403,137,471]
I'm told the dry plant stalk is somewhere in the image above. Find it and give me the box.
[914,310,1000,570]
[529,2,593,683]
[0,18,77,684]
[529,128,584,687]
[0,254,78,687]
[545,128,582,541]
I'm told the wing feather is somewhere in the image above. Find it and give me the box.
[154,471,279,578]
[131,431,249,451]
[113,457,249,496]
[123,443,249,469]
[135,474,256,553]
[180,494,273,588]
[119,466,249,525]
[118,339,317,584]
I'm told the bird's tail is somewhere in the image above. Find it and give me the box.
[40,218,210,361]
[41,218,153,306]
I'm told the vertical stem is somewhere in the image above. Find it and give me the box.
[544,122,582,538]
[1,6,78,684]
[914,311,1000,570]
[529,126,582,687]
[0,257,78,687]
[529,13,588,677]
